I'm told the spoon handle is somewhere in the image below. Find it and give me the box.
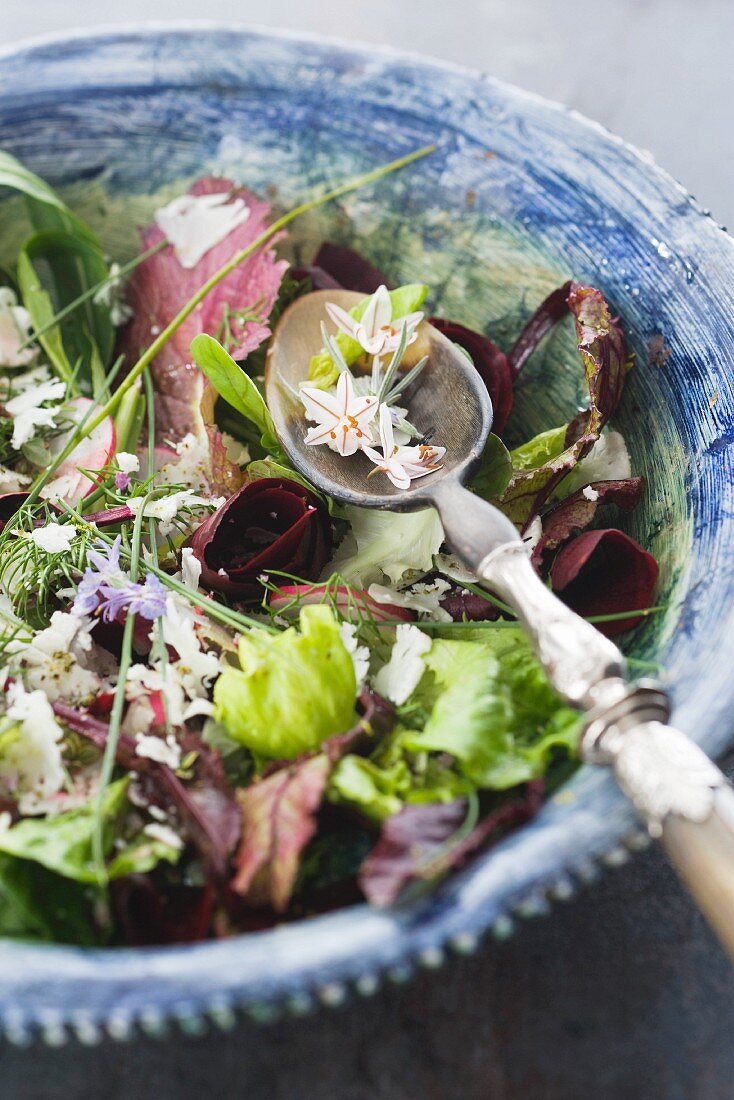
[433,482,734,957]
[432,480,626,708]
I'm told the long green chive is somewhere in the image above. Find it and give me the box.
[91,490,150,884]
[23,144,436,507]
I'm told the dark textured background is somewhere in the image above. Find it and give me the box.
[3,831,733,1100]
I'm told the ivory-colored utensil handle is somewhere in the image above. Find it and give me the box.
[662,786,734,959]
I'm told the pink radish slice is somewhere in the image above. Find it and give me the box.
[269,584,415,623]
[135,443,178,476]
[41,397,116,506]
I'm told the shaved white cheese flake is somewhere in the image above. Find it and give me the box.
[339,622,370,688]
[373,623,431,706]
[155,191,250,268]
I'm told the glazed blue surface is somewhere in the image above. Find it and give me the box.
[0,25,733,1041]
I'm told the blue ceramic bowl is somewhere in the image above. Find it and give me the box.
[0,24,733,1045]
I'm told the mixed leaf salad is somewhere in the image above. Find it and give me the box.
[0,146,659,945]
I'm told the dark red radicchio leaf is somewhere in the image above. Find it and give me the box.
[0,492,31,532]
[439,587,502,623]
[292,241,391,294]
[507,281,572,376]
[532,477,647,567]
[497,282,630,528]
[429,318,514,436]
[233,754,331,912]
[188,477,332,598]
[111,876,214,946]
[551,528,659,636]
[118,177,288,494]
[360,782,543,907]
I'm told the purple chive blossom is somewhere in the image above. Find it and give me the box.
[73,536,124,616]
[73,536,167,622]
[114,470,132,492]
[97,573,168,622]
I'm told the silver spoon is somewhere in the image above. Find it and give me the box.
[266,288,734,955]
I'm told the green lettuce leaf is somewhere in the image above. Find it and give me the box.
[0,854,98,944]
[17,228,114,392]
[106,831,181,880]
[509,424,569,472]
[331,504,444,586]
[214,605,357,759]
[404,629,582,789]
[307,282,429,388]
[471,433,513,500]
[329,754,411,822]
[0,779,178,884]
[0,779,129,882]
[191,333,278,450]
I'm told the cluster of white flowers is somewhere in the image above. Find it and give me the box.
[0,682,66,814]
[127,488,225,538]
[92,262,133,326]
[299,286,446,490]
[156,430,249,495]
[123,595,219,751]
[5,610,101,704]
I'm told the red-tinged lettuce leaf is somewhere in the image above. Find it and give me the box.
[508,281,572,375]
[119,176,288,447]
[188,477,332,599]
[321,686,396,763]
[292,241,391,294]
[429,318,514,436]
[551,528,659,636]
[497,282,630,529]
[233,753,331,912]
[360,782,543,907]
[532,477,646,566]
[52,703,240,877]
[234,688,395,911]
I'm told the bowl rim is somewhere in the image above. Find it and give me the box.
[0,20,733,1047]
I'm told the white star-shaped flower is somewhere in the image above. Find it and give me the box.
[300,371,378,456]
[361,404,446,490]
[325,284,423,358]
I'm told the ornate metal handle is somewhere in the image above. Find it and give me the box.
[478,541,627,708]
[431,481,627,709]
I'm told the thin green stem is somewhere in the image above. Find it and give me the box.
[24,144,435,506]
[16,239,168,352]
[91,496,148,885]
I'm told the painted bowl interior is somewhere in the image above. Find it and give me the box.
[0,25,733,1036]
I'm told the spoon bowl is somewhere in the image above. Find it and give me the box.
[265,289,493,511]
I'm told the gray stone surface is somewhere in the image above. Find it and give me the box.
[1,5,732,1096]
